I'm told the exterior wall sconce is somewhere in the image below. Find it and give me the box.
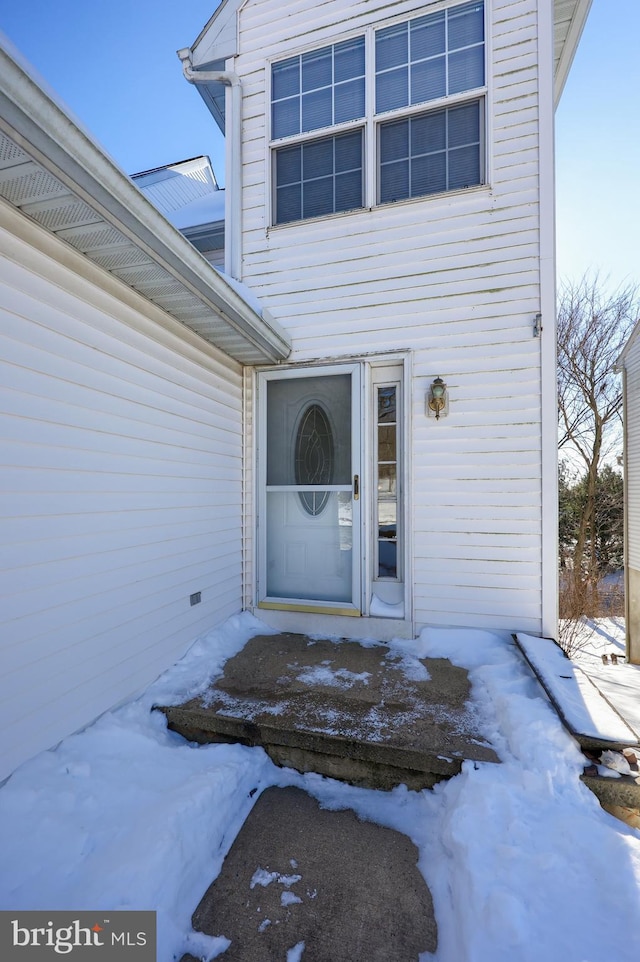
[427,376,448,420]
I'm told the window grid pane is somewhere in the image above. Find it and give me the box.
[377,386,398,580]
[272,37,365,139]
[271,6,485,223]
[275,131,363,224]
[379,100,481,204]
[375,2,484,113]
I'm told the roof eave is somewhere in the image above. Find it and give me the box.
[617,320,640,371]
[554,0,593,106]
[0,40,290,366]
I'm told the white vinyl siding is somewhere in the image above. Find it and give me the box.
[0,222,243,781]
[238,0,546,632]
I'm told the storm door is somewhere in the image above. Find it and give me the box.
[258,366,361,612]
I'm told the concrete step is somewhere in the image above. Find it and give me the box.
[158,632,498,791]
[581,770,640,811]
[181,785,437,962]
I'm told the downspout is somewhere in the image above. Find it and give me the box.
[177,49,242,281]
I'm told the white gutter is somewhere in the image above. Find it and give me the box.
[0,37,290,364]
[177,49,242,282]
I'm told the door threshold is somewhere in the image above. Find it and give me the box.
[253,606,415,641]
[258,601,360,617]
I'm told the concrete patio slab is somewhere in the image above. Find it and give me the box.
[160,632,498,790]
[185,785,437,962]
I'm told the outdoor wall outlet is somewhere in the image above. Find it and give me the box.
[190,591,202,606]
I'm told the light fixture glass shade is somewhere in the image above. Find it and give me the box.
[427,376,448,419]
[431,377,445,399]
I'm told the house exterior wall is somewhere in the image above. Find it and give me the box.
[233,0,553,633]
[0,206,244,781]
[201,248,226,270]
[622,348,640,663]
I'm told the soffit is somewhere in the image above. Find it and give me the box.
[554,0,593,103]
[0,42,290,366]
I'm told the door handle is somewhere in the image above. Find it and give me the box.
[353,475,359,500]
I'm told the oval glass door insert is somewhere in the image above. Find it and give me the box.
[295,403,334,515]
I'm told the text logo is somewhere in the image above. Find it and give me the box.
[0,911,156,960]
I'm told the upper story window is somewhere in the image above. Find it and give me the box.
[272,37,366,139]
[376,2,485,204]
[272,37,366,225]
[270,1,485,226]
[375,3,485,113]
[275,129,363,224]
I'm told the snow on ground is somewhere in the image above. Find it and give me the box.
[295,664,372,688]
[1,614,640,962]
[571,618,640,738]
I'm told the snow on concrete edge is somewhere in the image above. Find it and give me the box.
[516,633,637,744]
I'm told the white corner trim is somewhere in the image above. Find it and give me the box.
[538,0,559,638]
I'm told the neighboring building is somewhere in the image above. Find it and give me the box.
[179,0,591,639]
[0,0,591,781]
[132,156,226,269]
[617,328,640,664]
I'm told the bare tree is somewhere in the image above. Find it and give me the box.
[557,275,638,620]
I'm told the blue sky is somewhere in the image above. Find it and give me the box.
[555,0,640,288]
[1,0,637,289]
[1,1,227,174]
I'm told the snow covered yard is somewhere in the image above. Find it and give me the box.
[572,619,640,734]
[1,613,639,962]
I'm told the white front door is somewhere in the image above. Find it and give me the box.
[258,365,361,613]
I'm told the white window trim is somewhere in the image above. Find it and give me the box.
[266,0,490,228]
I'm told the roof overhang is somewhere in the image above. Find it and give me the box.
[554,0,593,105]
[0,37,291,366]
[616,320,640,372]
